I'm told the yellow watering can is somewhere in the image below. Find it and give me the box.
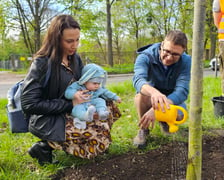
[154,104,188,133]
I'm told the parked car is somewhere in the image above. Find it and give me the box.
[209,57,220,71]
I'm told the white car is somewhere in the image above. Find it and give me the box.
[209,58,220,71]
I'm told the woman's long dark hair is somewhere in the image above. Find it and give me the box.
[34,14,80,63]
[34,15,81,96]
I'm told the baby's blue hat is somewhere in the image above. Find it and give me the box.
[78,63,107,87]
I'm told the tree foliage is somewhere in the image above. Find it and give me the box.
[0,0,217,64]
[13,0,61,54]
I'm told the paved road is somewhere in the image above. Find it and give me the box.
[0,72,133,99]
[0,68,220,99]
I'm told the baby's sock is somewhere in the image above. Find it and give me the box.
[84,105,96,122]
[73,118,86,129]
[98,110,109,120]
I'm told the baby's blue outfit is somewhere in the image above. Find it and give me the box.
[65,63,119,129]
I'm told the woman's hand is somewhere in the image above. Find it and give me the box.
[116,98,122,103]
[139,107,155,129]
[72,90,90,106]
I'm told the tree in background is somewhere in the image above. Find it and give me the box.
[122,0,150,49]
[145,0,194,42]
[0,0,218,66]
[106,0,113,67]
[0,3,8,59]
[10,0,60,55]
[205,0,217,59]
[111,1,128,65]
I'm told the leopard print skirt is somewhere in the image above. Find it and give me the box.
[48,101,121,159]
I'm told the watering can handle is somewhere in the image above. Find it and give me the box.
[173,105,188,125]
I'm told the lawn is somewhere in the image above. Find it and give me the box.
[0,76,224,179]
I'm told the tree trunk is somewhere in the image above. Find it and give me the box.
[186,0,206,179]
[210,31,217,59]
[106,0,113,67]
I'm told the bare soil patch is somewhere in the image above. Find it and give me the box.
[52,133,224,180]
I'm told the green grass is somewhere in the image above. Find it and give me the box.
[203,59,211,68]
[0,76,224,179]
[103,64,134,74]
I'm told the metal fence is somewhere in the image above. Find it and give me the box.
[0,60,27,70]
[0,49,210,70]
[0,51,138,70]
[79,51,137,65]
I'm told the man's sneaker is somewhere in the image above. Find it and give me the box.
[159,122,170,134]
[133,129,150,149]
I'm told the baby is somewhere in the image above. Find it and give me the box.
[65,63,121,129]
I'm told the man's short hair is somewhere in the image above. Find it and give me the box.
[164,30,188,49]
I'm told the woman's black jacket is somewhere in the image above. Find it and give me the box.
[21,55,83,142]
